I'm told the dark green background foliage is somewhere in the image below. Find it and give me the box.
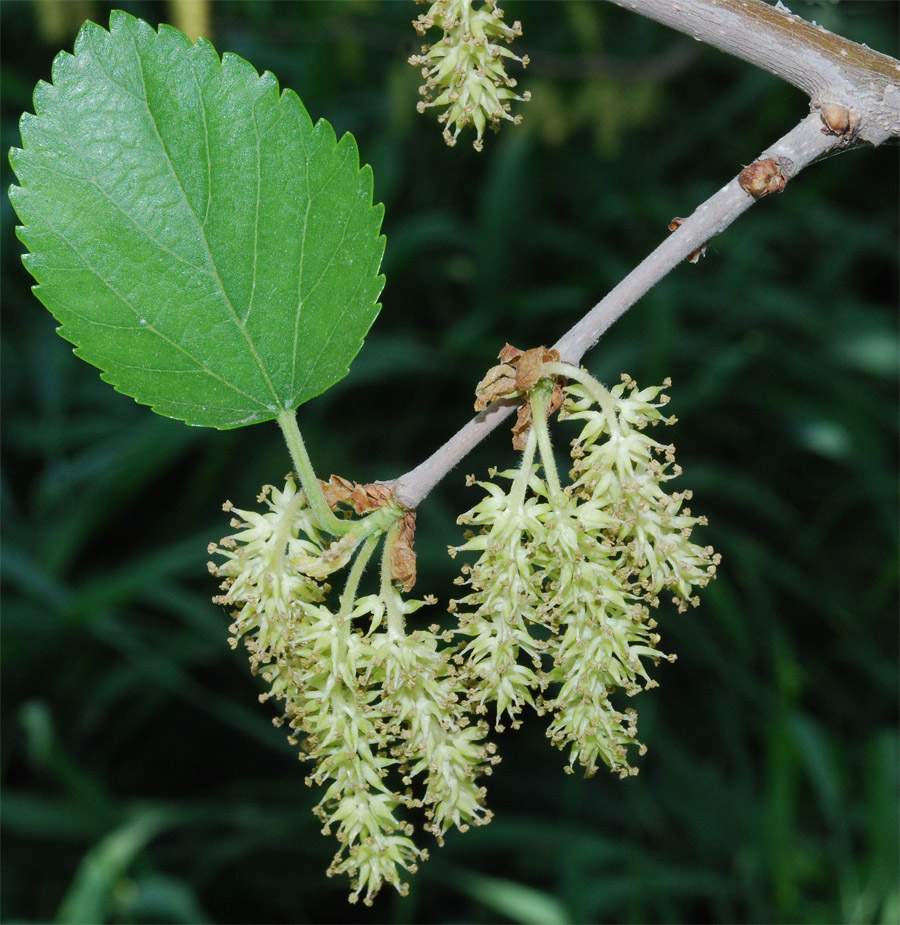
[2,1,897,922]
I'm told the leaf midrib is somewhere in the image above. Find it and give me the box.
[122,32,283,410]
[291,138,361,402]
[34,204,266,408]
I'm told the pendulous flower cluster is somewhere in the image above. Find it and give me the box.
[409,0,530,150]
[208,479,495,905]
[209,358,718,903]
[452,365,720,777]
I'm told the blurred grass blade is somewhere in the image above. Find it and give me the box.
[119,872,211,924]
[55,810,174,924]
[454,871,570,925]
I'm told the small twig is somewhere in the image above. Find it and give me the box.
[390,114,835,510]
[553,114,830,366]
[390,399,519,509]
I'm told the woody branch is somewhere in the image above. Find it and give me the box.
[389,0,900,511]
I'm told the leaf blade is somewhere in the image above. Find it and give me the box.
[9,11,385,429]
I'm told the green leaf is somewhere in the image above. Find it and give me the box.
[9,12,385,429]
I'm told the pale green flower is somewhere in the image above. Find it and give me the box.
[410,0,530,149]
[451,371,719,777]
[365,587,496,838]
[564,376,720,608]
[208,369,720,898]
[210,484,420,904]
[210,479,327,651]
[302,598,423,905]
[210,479,493,904]
[526,484,657,777]
[452,453,558,728]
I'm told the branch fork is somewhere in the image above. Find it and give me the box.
[386,0,898,511]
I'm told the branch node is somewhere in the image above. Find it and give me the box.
[815,101,861,142]
[667,216,710,263]
[738,155,792,198]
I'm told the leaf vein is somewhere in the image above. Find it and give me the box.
[242,91,264,328]
[291,132,314,399]
[37,210,268,408]
[128,29,283,409]
[187,49,213,227]
[23,161,209,276]
[292,151,370,400]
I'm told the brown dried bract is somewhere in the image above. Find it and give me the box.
[498,343,524,365]
[474,343,563,411]
[320,475,418,589]
[817,102,860,141]
[515,346,560,392]
[511,403,533,451]
[390,510,418,591]
[473,343,524,411]
[667,216,708,264]
[473,343,566,448]
[474,362,518,412]
[738,156,792,199]
[319,474,394,514]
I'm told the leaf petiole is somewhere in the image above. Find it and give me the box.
[277,409,402,540]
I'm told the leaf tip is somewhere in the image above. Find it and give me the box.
[107,8,142,35]
[221,51,263,85]
[279,86,313,132]
[158,21,197,50]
